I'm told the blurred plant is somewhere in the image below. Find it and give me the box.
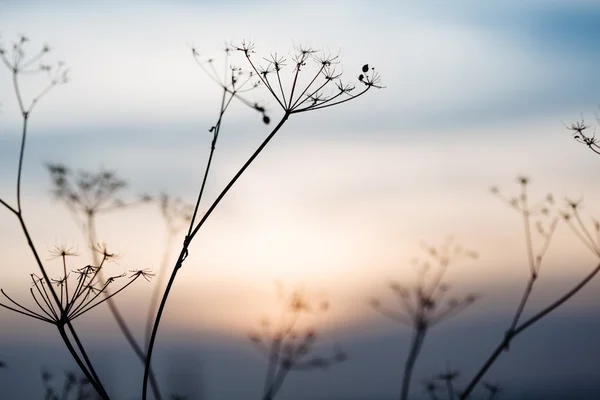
[0,34,381,399]
[142,42,382,399]
[460,177,600,399]
[568,117,600,155]
[424,367,503,400]
[0,36,115,398]
[0,244,151,399]
[433,367,461,400]
[371,238,478,400]
[0,360,6,369]
[45,163,163,399]
[41,368,99,400]
[144,194,194,348]
[248,284,346,400]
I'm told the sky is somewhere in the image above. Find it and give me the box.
[1,1,600,399]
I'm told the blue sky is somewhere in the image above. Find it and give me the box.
[1,1,600,399]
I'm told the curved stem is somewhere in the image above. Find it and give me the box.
[460,262,600,399]
[143,112,290,399]
[263,365,290,400]
[400,326,427,400]
[57,325,109,400]
[16,113,28,212]
[64,322,106,397]
[86,213,163,400]
[145,234,175,348]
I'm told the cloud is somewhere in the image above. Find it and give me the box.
[0,0,597,134]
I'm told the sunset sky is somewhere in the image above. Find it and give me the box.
[1,1,600,399]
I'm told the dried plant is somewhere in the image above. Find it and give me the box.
[45,163,163,399]
[0,36,116,398]
[460,177,600,399]
[568,117,600,155]
[0,34,381,399]
[371,238,478,400]
[248,284,346,400]
[142,42,382,399]
[0,243,153,324]
[46,163,152,220]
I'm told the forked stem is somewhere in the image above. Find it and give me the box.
[460,262,600,399]
[142,112,290,399]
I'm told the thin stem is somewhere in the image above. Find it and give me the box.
[574,210,597,253]
[0,291,54,323]
[188,112,290,242]
[68,276,139,319]
[86,213,163,400]
[243,54,286,110]
[514,262,600,334]
[29,287,58,321]
[263,339,282,398]
[263,364,290,400]
[275,66,288,109]
[289,65,326,110]
[400,326,427,400]
[12,70,26,114]
[145,233,175,348]
[522,210,536,276]
[186,87,228,234]
[460,262,600,399]
[0,198,18,215]
[292,86,370,113]
[16,113,28,211]
[64,322,107,397]
[57,325,109,400]
[143,113,290,400]
[506,276,535,339]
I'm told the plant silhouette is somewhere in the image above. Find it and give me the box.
[459,177,600,399]
[248,284,346,400]
[142,42,382,399]
[45,163,163,399]
[0,35,382,400]
[371,238,478,400]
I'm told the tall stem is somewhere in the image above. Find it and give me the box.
[263,365,290,400]
[460,262,600,399]
[86,213,163,400]
[57,325,109,400]
[142,113,290,399]
[145,233,175,347]
[400,326,427,400]
[13,114,109,398]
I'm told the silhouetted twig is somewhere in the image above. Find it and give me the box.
[142,42,381,400]
[0,36,111,399]
[460,178,599,399]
